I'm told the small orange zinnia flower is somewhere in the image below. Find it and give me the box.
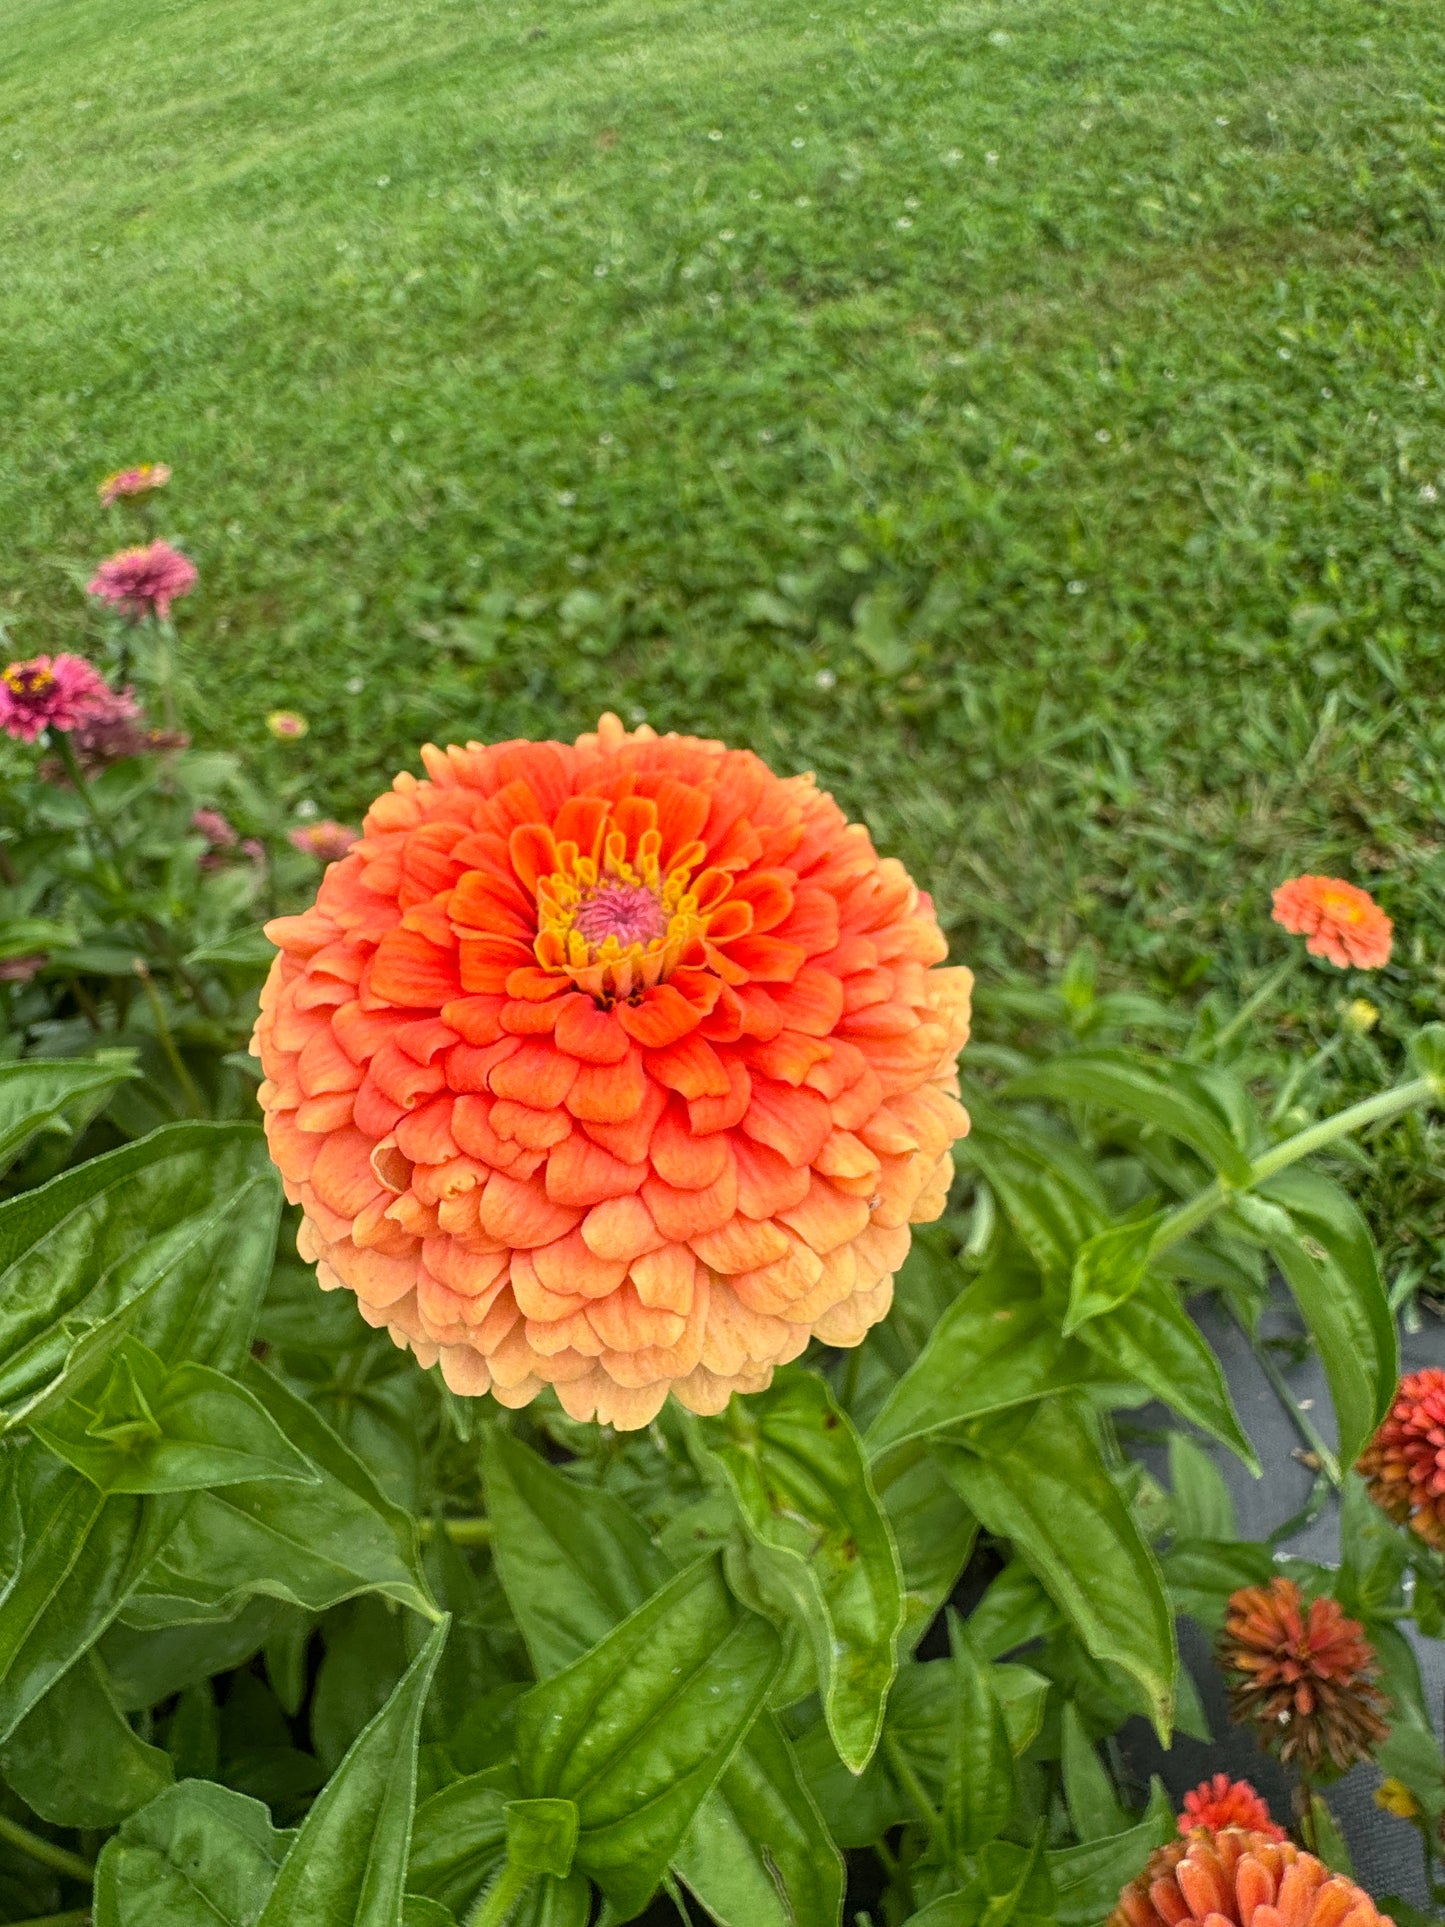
[1178,1775,1285,1842]
[1271,874,1392,970]
[1110,1828,1394,1927]
[1220,1577,1389,1778]
[253,715,972,1428]
[1358,1367,1445,1553]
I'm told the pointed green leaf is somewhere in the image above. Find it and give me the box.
[1003,1052,1254,1184]
[1078,1276,1256,1466]
[1167,1435,1237,1542]
[0,1053,139,1175]
[699,1372,903,1771]
[258,1616,449,1927]
[939,1401,1176,1736]
[1059,1701,1129,1841]
[942,1610,1015,1856]
[94,1780,294,1927]
[1046,1788,1174,1926]
[1064,1214,1161,1331]
[0,1647,172,1827]
[516,1555,781,1918]
[880,1448,979,1649]
[408,1771,511,1913]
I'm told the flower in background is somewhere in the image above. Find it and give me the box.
[66,713,187,772]
[289,819,359,862]
[1110,1828,1396,1927]
[98,463,171,507]
[1271,874,1392,970]
[1177,1776,1285,1842]
[267,710,309,740]
[1344,997,1379,1033]
[1357,1367,1445,1552]
[87,540,197,621]
[0,654,127,742]
[192,808,238,850]
[1219,1577,1388,1777]
[253,712,972,1429]
[240,837,267,866]
[0,955,47,983]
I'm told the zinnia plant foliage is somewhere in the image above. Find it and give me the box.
[1,678,1445,1924]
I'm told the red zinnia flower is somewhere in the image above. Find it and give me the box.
[289,820,360,863]
[1111,1828,1394,1927]
[1178,1775,1285,1842]
[98,463,171,507]
[1358,1367,1445,1553]
[87,540,197,621]
[0,654,128,743]
[254,714,972,1429]
[1271,875,1392,970]
[1220,1577,1389,1777]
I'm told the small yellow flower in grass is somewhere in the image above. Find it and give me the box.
[267,710,309,740]
[1374,1778,1422,1821]
[1344,998,1379,1034]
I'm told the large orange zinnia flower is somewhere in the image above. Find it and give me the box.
[1111,1829,1393,1927]
[253,715,971,1428]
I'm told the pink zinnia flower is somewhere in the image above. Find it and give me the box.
[267,710,309,740]
[87,541,197,622]
[288,820,359,862]
[0,655,121,743]
[192,809,238,850]
[98,463,171,508]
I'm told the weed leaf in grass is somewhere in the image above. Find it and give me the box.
[0,1442,180,1741]
[257,1615,449,1927]
[698,1371,902,1771]
[32,1337,318,1493]
[939,1400,1176,1737]
[0,1646,172,1828]
[0,1053,139,1176]
[94,1779,294,1927]
[129,1360,435,1620]
[515,1554,781,1918]
[673,1709,843,1927]
[0,1122,279,1435]
[481,1428,670,1675]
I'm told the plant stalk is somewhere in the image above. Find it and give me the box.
[0,1812,94,1884]
[1205,956,1297,1056]
[465,1859,534,1927]
[133,957,204,1117]
[419,1515,491,1546]
[53,730,122,862]
[883,1731,946,1857]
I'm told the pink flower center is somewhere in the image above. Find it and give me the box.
[574,882,668,951]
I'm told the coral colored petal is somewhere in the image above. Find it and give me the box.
[554,996,630,1063]
[566,1051,647,1123]
[545,1133,647,1207]
[617,982,706,1047]
[742,1079,833,1166]
[648,1034,732,1100]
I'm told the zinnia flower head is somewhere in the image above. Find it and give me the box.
[290,820,360,862]
[192,808,238,850]
[267,710,309,740]
[87,540,197,621]
[1178,1776,1285,1842]
[253,714,972,1429]
[1220,1577,1389,1777]
[98,463,171,508]
[0,654,122,743]
[1110,1829,1394,1927]
[1271,875,1392,971]
[1357,1367,1445,1552]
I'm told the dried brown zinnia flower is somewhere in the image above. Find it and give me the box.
[1110,1827,1394,1927]
[1219,1577,1388,1778]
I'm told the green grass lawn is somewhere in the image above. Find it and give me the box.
[4,0,1445,1259]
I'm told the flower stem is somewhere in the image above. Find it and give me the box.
[419,1515,491,1546]
[464,1859,533,1927]
[1151,1076,1437,1259]
[53,730,122,861]
[133,957,204,1117]
[883,1731,946,1857]
[0,1812,94,1884]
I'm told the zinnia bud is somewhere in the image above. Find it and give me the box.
[1177,1775,1285,1841]
[253,714,972,1428]
[1219,1577,1389,1778]
[1271,874,1392,970]
[1110,1828,1395,1927]
[1357,1367,1445,1552]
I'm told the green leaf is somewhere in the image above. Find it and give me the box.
[698,1372,903,1771]
[1159,1539,1274,1634]
[515,1555,781,1918]
[408,1771,512,1912]
[1003,1051,1254,1184]
[505,1798,578,1878]
[1078,1276,1256,1466]
[133,1360,435,1619]
[1305,1794,1352,1875]
[1046,1791,1174,1926]
[966,1562,1062,1661]
[955,1114,1109,1277]
[404,1899,457,1927]
[94,1779,294,1927]
[939,1401,1176,1736]
[1167,1435,1237,1542]
[0,1053,139,1175]
[1059,1701,1128,1841]
[0,1122,280,1435]
[865,1254,1096,1459]
[1243,1168,1396,1462]
[673,1710,843,1927]
[880,1449,979,1649]
[0,1647,172,1827]
[481,1429,670,1676]
[942,1610,1015,1856]
[33,1338,318,1494]
[515,1874,590,1926]
[257,1615,449,1927]
[0,1442,179,1742]
[1063,1214,1161,1332]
